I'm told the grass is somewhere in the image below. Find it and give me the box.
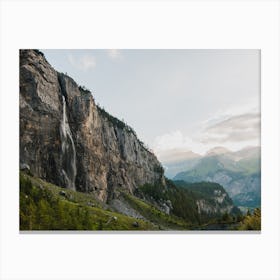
[20,172,158,231]
[122,193,191,230]
[20,172,251,231]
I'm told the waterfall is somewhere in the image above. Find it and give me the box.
[60,95,77,190]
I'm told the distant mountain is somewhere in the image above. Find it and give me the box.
[173,146,261,208]
[158,149,201,178]
[206,146,232,157]
[160,146,261,179]
[232,146,260,160]
[158,148,201,163]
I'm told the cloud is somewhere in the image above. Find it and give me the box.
[68,54,96,71]
[107,49,122,60]
[152,112,260,157]
[201,113,260,144]
[154,131,185,151]
[156,148,200,164]
[153,130,205,155]
[201,103,260,128]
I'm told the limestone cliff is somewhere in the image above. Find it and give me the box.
[20,49,165,202]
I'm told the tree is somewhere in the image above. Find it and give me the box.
[238,208,261,230]
[97,220,103,230]
[222,212,232,223]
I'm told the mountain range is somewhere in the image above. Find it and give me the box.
[171,146,261,208]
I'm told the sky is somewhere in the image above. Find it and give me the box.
[42,49,260,161]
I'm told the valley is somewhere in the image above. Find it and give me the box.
[19,49,261,231]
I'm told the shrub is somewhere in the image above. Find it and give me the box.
[238,208,261,230]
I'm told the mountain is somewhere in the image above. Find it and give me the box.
[20,50,243,230]
[20,49,165,203]
[158,149,201,178]
[206,146,232,156]
[163,146,261,178]
[173,147,261,208]
[158,149,201,163]
[173,180,241,217]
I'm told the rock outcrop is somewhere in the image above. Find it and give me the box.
[20,49,165,202]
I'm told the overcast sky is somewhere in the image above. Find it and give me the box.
[42,49,260,159]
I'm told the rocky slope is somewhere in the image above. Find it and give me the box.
[20,50,165,203]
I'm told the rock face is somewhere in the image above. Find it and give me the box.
[196,191,233,215]
[20,49,165,202]
[173,181,238,216]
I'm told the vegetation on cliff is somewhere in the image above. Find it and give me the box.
[136,180,199,223]
[136,179,242,225]
[97,105,136,134]
[96,105,155,155]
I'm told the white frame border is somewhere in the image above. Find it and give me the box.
[0,1,279,280]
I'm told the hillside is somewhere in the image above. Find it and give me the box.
[173,180,241,216]
[20,172,242,230]
[20,172,159,230]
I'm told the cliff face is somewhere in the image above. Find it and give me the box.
[196,190,233,215]
[20,50,165,202]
